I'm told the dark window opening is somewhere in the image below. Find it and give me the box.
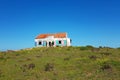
[59,40,61,44]
[46,42,47,46]
[49,42,52,47]
[39,41,42,45]
[52,41,54,45]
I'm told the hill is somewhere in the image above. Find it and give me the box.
[0,46,120,80]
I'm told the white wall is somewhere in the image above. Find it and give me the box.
[35,37,71,47]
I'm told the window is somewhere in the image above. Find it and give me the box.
[59,40,61,44]
[64,40,67,46]
[39,41,42,45]
[43,41,47,46]
[52,41,54,45]
[49,42,52,47]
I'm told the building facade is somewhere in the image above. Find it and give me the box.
[35,33,71,47]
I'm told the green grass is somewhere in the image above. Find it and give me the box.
[0,46,120,80]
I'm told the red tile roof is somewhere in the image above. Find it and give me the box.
[35,33,67,39]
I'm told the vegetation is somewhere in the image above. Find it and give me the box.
[0,46,120,80]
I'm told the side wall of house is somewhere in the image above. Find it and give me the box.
[35,38,71,47]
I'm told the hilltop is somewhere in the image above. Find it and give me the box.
[0,46,120,80]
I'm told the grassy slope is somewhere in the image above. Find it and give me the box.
[0,47,120,80]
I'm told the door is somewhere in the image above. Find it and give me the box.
[43,41,47,47]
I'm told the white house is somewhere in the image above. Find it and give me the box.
[35,32,71,47]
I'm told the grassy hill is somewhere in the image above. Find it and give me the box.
[0,46,120,80]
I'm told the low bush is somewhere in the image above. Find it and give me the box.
[0,56,4,60]
[20,63,35,72]
[117,47,120,49]
[44,63,54,71]
[86,45,94,50]
[28,63,35,69]
[26,58,32,61]
[100,52,112,56]
[100,63,112,71]
[80,46,88,50]
[80,45,95,51]
[89,55,97,60]
[64,57,70,61]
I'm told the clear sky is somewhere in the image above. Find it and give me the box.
[0,0,120,50]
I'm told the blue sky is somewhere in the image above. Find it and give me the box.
[0,0,120,50]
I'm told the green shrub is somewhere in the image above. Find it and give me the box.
[100,52,112,56]
[0,56,4,60]
[99,46,103,48]
[0,55,7,61]
[80,45,95,51]
[80,46,88,50]
[20,63,35,72]
[15,53,20,56]
[110,60,120,70]
[117,47,120,49]
[89,55,97,60]
[100,63,112,71]
[64,57,70,61]
[86,45,94,49]
[44,63,54,71]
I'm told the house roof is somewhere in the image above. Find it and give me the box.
[35,32,67,39]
